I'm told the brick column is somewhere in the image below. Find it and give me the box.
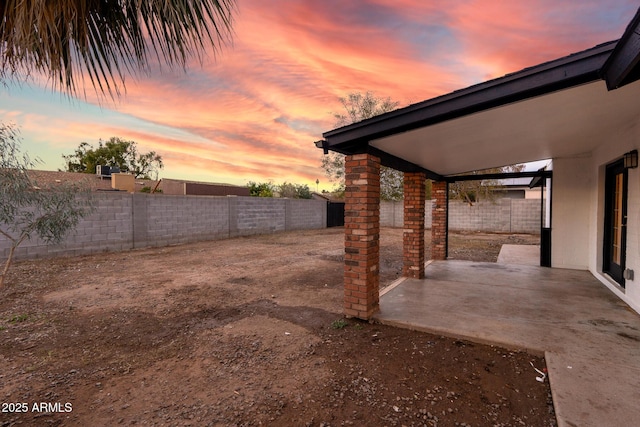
[344,153,380,319]
[431,180,448,260]
[403,172,426,278]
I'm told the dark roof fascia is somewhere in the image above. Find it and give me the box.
[318,139,443,179]
[445,170,552,183]
[367,146,443,180]
[602,7,640,90]
[322,41,616,151]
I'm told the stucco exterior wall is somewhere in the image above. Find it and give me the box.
[623,166,640,310]
[551,157,592,270]
[585,116,640,314]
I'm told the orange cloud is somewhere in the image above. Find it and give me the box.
[2,0,636,191]
[446,1,636,80]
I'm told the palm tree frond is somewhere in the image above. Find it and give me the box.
[0,0,236,97]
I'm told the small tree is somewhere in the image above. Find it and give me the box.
[1,124,93,286]
[278,182,313,199]
[248,181,313,199]
[293,183,312,199]
[247,181,275,197]
[63,137,163,179]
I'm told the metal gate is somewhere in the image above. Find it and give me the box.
[327,202,345,227]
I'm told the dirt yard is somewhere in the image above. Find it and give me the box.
[0,228,553,426]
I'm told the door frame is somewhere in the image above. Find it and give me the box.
[540,175,552,267]
[603,159,628,287]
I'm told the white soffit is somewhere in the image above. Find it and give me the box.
[369,79,640,176]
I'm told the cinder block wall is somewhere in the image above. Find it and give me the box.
[235,197,286,236]
[381,199,540,233]
[1,193,134,260]
[140,194,231,248]
[287,198,327,230]
[380,201,406,228]
[1,193,327,261]
[509,200,542,233]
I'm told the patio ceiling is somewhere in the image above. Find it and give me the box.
[369,78,640,176]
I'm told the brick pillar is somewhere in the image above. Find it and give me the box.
[344,153,380,320]
[431,180,448,260]
[403,172,426,278]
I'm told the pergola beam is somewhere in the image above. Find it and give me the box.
[445,170,552,183]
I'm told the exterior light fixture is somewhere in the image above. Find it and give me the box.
[624,150,638,169]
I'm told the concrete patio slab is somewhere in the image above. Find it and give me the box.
[497,244,540,266]
[374,260,640,427]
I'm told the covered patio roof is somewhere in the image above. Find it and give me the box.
[324,8,640,323]
[318,8,640,177]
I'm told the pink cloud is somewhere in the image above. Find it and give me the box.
[447,1,636,80]
[5,0,636,189]
[110,0,637,186]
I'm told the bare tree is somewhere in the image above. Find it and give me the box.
[321,91,404,200]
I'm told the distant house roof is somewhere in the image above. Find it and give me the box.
[27,170,113,191]
[160,178,250,196]
[185,182,249,196]
[23,171,251,196]
[311,192,343,202]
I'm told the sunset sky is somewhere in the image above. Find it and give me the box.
[0,1,637,191]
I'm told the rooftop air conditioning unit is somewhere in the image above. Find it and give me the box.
[96,165,111,177]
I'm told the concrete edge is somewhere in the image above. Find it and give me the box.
[375,281,558,424]
[372,316,546,357]
[379,260,434,297]
[374,315,558,423]
[544,352,563,427]
[380,277,407,297]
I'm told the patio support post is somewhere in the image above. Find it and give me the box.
[403,172,426,278]
[344,153,381,319]
[431,180,448,260]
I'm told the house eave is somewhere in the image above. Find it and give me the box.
[321,41,617,153]
[602,7,640,90]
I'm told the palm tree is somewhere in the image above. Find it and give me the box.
[0,0,236,97]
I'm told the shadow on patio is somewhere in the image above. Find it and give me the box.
[375,259,640,427]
